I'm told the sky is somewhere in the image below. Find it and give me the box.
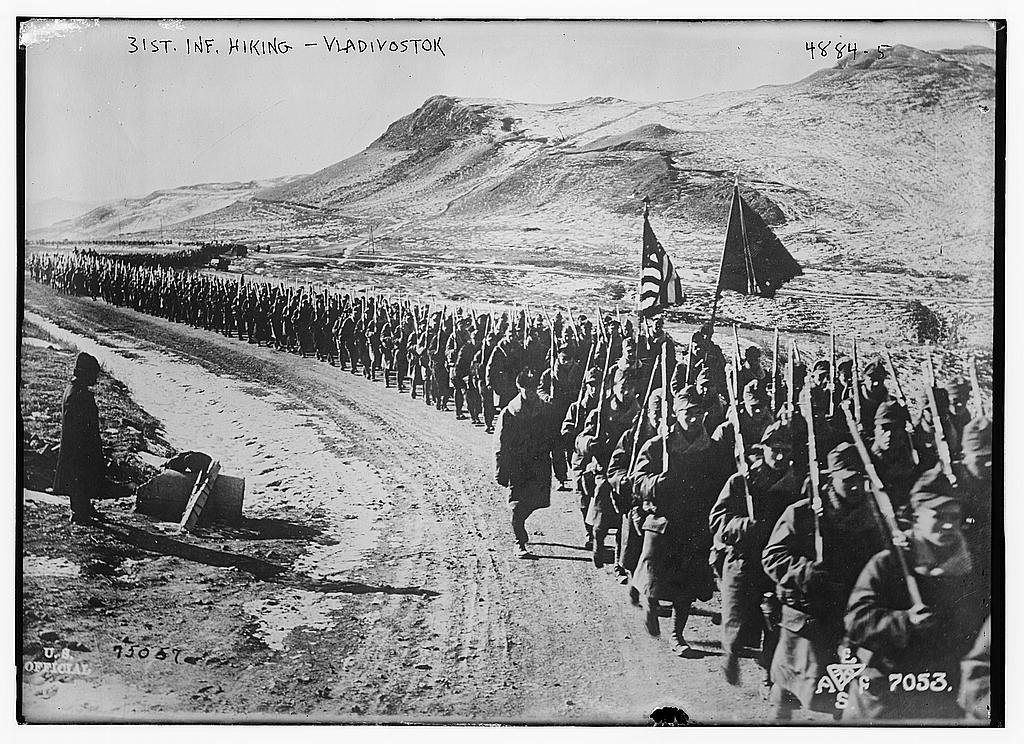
[22,18,996,206]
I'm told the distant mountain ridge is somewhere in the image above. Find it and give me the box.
[31,44,995,290]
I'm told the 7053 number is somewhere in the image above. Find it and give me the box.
[888,671,949,692]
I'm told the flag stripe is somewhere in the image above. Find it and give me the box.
[638,214,686,317]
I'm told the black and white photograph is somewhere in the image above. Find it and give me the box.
[16,13,1002,725]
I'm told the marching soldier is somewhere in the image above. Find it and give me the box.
[735,345,766,394]
[842,469,988,720]
[486,325,524,412]
[954,415,992,594]
[494,370,559,559]
[632,385,723,656]
[575,366,641,568]
[710,421,803,688]
[761,443,885,719]
[473,330,499,432]
[608,387,663,590]
[713,379,773,455]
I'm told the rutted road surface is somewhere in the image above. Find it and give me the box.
[22,283,830,723]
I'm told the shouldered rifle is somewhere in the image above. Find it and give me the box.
[828,326,837,417]
[732,323,744,393]
[798,383,823,560]
[564,306,580,339]
[628,344,662,477]
[573,333,599,431]
[725,347,755,519]
[882,348,920,466]
[661,334,670,471]
[841,401,923,607]
[771,328,780,415]
[851,336,862,427]
[968,355,986,419]
[786,339,796,411]
[684,331,695,385]
[545,310,555,397]
[595,339,614,440]
[923,354,958,486]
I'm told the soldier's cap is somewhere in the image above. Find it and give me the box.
[961,415,992,457]
[673,384,705,413]
[760,421,791,447]
[827,442,864,480]
[743,379,768,405]
[944,376,970,396]
[864,359,888,379]
[744,345,761,358]
[812,359,831,373]
[73,352,100,380]
[909,467,958,511]
[874,400,908,429]
[837,357,853,372]
[515,369,540,390]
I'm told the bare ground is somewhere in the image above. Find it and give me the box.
[20,281,835,723]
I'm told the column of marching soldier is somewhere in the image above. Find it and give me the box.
[30,251,992,721]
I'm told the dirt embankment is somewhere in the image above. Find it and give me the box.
[20,282,835,723]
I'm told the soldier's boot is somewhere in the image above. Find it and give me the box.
[642,600,660,637]
[722,653,740,686]
[592,529,607,568]
[583,523,593,551]
[768,686,798,720]
[669,603,696,658]
[628,586,641,607]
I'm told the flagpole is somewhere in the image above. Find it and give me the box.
[737,179,759,294]
[708,180,741,338]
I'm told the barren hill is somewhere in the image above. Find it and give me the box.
[29,44,996,349]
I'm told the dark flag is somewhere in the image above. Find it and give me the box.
[717,184,802,299]
[638,207,686,318]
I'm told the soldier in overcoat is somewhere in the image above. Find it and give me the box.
[632,385,724,656]
[761,443,885,718]
[842,469,988,720]
[53,353,106,524]
[494,370,559,559]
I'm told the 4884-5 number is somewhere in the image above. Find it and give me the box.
[888,672,949,692]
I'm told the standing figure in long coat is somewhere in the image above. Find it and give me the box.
[575,366,640,568]
[607,387,662,591]
[761,442,885,719]
[53,352,106,524]
[632,385,725,656]
[494,370,558,559]
[710,421,803,688]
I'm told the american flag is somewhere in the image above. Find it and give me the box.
[638,207,686,317]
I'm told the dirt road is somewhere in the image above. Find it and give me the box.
[21,282,833,723]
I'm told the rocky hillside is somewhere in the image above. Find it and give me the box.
[29,44,996,349]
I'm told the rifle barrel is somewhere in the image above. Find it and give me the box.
[841,402,923,606]
[799,384,823,560]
